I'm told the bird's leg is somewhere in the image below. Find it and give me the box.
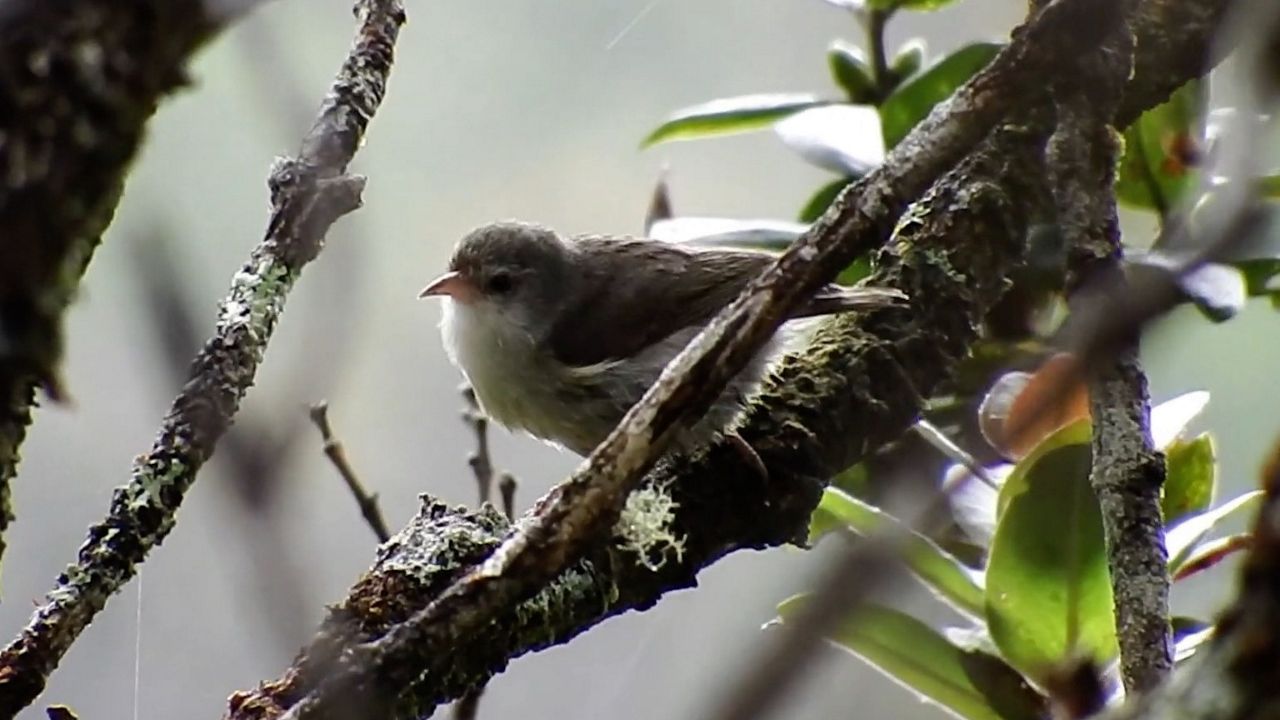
[727,431,770,482]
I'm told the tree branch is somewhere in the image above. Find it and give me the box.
[0,0,405,713]
[1043,0,1172,694]
[269,2,1148,719]
[228,0,1232,718]
[0,0,274,589]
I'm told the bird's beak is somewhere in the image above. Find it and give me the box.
[418,271,477,302]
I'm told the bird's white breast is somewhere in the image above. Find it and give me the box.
[440,299,613,453]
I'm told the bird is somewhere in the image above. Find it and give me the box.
[420,221,904,461]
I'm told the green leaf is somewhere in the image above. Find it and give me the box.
[1115,79,1204,212]
[831,461,869,496]
[837,255,874,285]
[986,442,1118,681]
[996,418,1091,517]
[828,40,878,103]
[799,178,852,222]
[879,42,1003,149]
[1166,491,1263,571]
[774,105,885,174]
[776,598,1046,720]
[809,488,985,617]
[1234,258,1280,298]
[641,94,827,147]
[888,39,926,85]
[1162,433,1215,525]
[1262,174,1280,198]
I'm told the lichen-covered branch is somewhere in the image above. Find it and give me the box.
[1044,0,1172,694]
[0,0,270,591]
[229,122,1045,720]
[272,3,1144,718]
[0,1,405,714]
[230,1,1231,718]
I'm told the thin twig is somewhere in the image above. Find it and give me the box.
[0,1,406,714]
[310,401,391,543]
[498,474,518,522]
[461,385,494,504]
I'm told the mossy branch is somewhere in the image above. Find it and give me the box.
[0,0,406,713]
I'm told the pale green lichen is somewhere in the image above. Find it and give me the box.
[614,483,685,571]
[219,256,296,351]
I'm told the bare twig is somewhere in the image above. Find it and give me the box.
[1043,0,1172,693]
[461,385,495,504]
[0,1,406,713]
[310,401,391,543]
[498,474,518,521]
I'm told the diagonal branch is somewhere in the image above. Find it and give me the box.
[226,1,1231,718]
[0,0,406,714]
[236,2,1230,718]
[0,0,277,591]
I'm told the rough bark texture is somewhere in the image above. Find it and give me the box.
[0,0,225,582]
[1044,0,1173,693]
[0,0,405,713]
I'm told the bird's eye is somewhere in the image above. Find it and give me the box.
[487,272,515,295]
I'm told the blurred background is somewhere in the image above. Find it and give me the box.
[2,0,1276,718]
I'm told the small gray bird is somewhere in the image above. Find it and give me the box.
[420,221,903,459]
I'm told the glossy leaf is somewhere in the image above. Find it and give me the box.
[776,597,1045,720]
[1150,391,1210,450]
[1172,533,1253,581]
[799,178,852,222]
[828,40,878,103]
[774,104,885,175]
[879,42,1003,149]
[1162,433,1215,525]
[986,442,1118,681]
[641,94,827,147]
[996,419,1090,517]
[1115,80,1204,212]
[809,488,985,617]
[647,217,806,249]
[1166,491,1263,571]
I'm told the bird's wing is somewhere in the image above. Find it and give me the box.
[546,237,767,367]
[547,236,903,367]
